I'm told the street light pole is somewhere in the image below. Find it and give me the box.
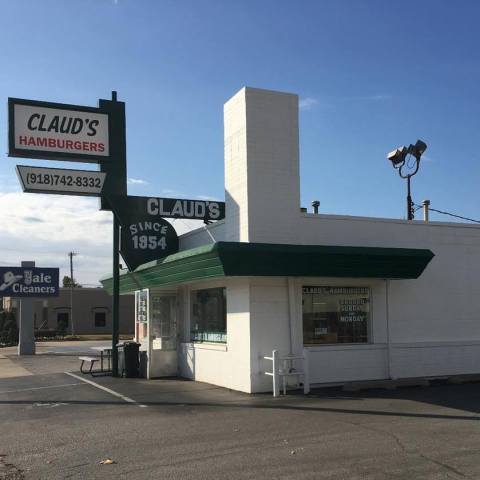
[407,175,413,221]
[68,251,77,336]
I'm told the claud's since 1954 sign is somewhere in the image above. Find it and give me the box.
[113,196,180,271]
[113,196,225,271]
[8,98,110,163]
[146,197,224,220]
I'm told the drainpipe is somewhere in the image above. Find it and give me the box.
[423,200,430,222]
[385,279,394,379]
[287,278,296,356]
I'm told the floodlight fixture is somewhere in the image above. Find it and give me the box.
[412,139,427,158]
[387,146,408,167]
[387,139,428,220]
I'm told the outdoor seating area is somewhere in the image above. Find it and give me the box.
[78,342,140,377]
[79,346,112,376]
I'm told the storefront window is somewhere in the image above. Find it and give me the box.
[302,286,370,345]
[191,287,226,343]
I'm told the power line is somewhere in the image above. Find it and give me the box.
[414,203,480,224]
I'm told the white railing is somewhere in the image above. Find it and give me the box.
[264,349,310,397]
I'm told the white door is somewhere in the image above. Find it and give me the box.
[148,295,178,378]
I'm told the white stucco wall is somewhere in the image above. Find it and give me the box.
[174,213,480,392]
[172,86,480,392]
[177,278,253,392]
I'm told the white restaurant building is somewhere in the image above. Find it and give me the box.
[102,87,480,393]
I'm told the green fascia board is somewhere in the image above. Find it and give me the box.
[217,243,434,279]
[101,242,434,295]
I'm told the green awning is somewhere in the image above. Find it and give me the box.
[101,242,434,294]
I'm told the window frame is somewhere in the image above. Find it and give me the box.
[56,311,69,329]
[94,310,107,328]
[190,287,227,344]
[302,285,372,346]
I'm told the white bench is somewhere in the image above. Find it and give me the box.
[79,356,100,375]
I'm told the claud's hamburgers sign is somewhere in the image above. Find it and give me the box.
[8,98,110,163]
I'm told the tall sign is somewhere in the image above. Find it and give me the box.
[7,93,126,374]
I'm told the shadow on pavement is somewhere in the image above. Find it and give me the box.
[1,393,479,422]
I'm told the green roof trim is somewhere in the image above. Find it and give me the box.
[101,242,434,294]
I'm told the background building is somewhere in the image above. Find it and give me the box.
[3,288,134,336]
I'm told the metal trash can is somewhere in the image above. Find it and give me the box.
[123,341,140,378]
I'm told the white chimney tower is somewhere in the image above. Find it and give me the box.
[224,87,300,243]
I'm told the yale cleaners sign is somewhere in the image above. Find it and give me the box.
[8,98,110,163]
[0,267,59,297]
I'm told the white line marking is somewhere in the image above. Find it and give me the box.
[64,372,147,408]
[0,383,85,395]
[33,402,69,408]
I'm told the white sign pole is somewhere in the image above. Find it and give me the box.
[18,261,36,356]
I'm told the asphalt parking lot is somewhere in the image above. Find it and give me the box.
[1,346,480,479]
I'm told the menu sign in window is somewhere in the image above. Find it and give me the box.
[136,290,148,324]
[302,286,370,345]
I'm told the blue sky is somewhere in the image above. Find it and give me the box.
[1,0,479,282]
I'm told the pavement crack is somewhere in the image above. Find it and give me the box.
[418,453,467,478]
[341,420,469,479]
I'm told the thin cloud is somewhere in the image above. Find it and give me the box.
[127,178,148,185]
[196,194,221,201]
[23,216,44,223]
[162,188,185,197]
[0,192,112,285]
[162,190,220,201]
[299,97,318,111]
[340,94,392,102]
[360,94,392,101]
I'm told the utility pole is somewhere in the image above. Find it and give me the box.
[68,251,77,336]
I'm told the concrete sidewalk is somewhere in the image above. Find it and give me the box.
[0,354,32,378]
[0,341,109,378]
